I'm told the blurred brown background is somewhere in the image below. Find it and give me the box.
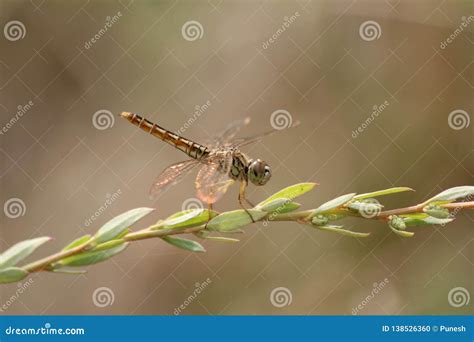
[0,0,472,315]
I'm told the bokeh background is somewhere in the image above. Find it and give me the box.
[0,0,472,315]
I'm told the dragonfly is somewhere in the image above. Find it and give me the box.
[121,111,297,219]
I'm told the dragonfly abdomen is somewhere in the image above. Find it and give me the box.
[121,112,210,160]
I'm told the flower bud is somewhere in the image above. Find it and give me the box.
[388,215,406,231]
[312,215,329,226]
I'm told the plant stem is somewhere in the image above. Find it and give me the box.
[17,200,474,276]
[24,240,91,273]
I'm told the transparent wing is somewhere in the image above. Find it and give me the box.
[210,117,251,147]
[195,154,235,204]
[232,120,301,147]
[149,159,200,199]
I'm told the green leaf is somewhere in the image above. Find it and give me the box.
[400,213,428,219]
[93,239,125,252]
[50,268,87,275]
[388,225,414,237]
[313,225,370,238]
[426,186,474,203]
[277,202,301,213]
[256,198,300,213]
[0,237,51,269]
[206,209,267,232]
[205,236,240,243]
[94,207,154,243]
[354,187,414,200]
[153,209,218,230]
[257,183,316,207]
[402,215,454,227]
[0,267,28,284]
[314,193,356,214]
[62,234,91,251]
[59,242,129,266]
[347,200,384,214]
[423,205,450,219]
[162,236,205,252]
[195,231,243,241]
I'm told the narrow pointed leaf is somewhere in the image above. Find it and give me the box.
[0,267,28,284]
[50,268,87,275]
[426,186,474,203]
[206,209,267,232]
[314,193,356,214]
[257,198,300,213]
[388,225,414,237]
[276,202,301,213]
[162,236,205,252]
[194,231,239,242]
[153,209,218,230]
[354,187,414,200]
[59,243,129,266]
[0,237,51,269]
[94,207,154,243]
[257,183,316,207]
[93,239,125,252]
[202,236,240,243]
[347,201,384,214]
[403,215,454,227]
[313,225,370,238]
[62,235,91,251]
[423,205,450,219]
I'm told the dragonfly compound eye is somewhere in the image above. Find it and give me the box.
[248,159,271,186]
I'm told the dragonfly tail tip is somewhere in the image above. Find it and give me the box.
[120,111,132,119]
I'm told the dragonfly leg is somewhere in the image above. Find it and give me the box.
[239,181,255,223]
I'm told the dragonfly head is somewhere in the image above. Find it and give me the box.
[248,159,271,186]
